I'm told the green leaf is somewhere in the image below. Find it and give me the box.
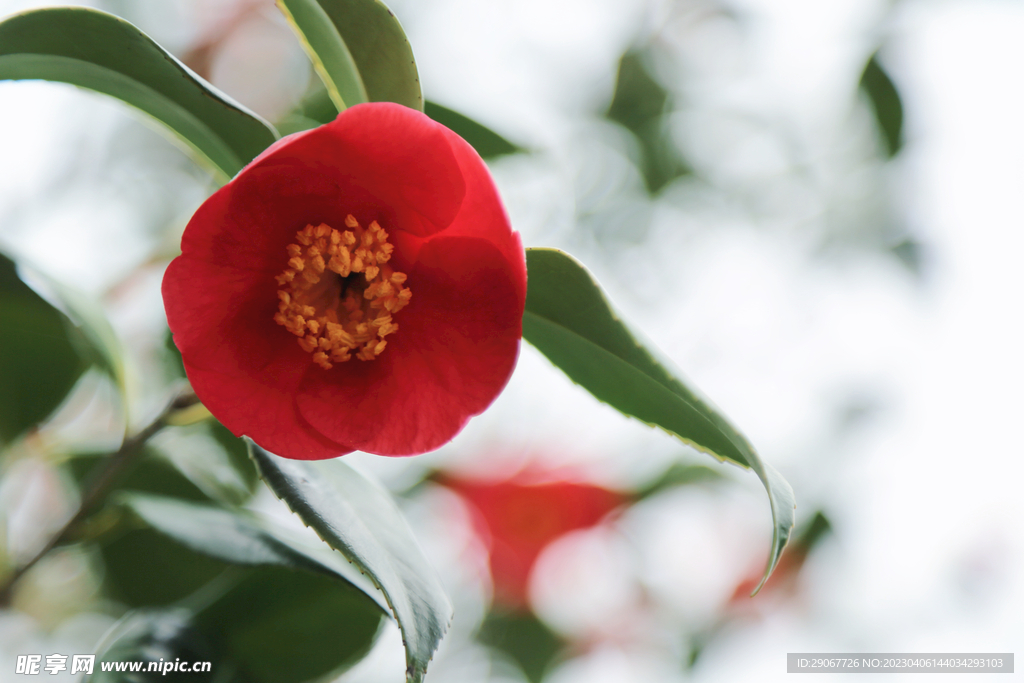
[101,526,229,608]
[790,510,832,557]
[0,7,278,180]
[70,447,211,504]
[605,49,689,194]
[119,493,386,610]
[156,425,258,507]
[283,89,521,162]
[425,101,523,160]
[477,610,565,683]
[62,449,211,546]
[0,254,86,446]
[197,565,384,683]
[275,112,326,136]
[521,248,795,592]
[295,84,341,125]
[633,462,726,501]
[859,52,903,157]
[17,261,128,410]
[249,443,452,683]
[278,0,422,111]
[606,50,669,134]
[88,588,382,683]
[209,421,261,495]
[276,0,367,111]
[111,494,387,683]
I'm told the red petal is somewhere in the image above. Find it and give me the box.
[183,361,352,460]
[178,103,468,274]
[435,121,528,307]
[165,256,353,460]
[163,256,290,375]
[387,119,528,304]
[250,103,466,238]
[296,235,523,455]
[179,160,385,273]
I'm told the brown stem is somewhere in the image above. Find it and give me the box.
[0,388,201,604]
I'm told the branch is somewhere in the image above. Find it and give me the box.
[0,387,202,603]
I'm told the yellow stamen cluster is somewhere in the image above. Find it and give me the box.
[273,216,411,369]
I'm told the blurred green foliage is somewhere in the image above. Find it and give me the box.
[197,566,383,683]
[68,447,212,506]
[101,526,228,608]
[860,52,904,158]
[478,610,565,683]
[89,610,219,683]
[0,254,86,447]
[605,49,690,193]
[208,421,260,495]
[791,510,832,555]
[634,462,726,501]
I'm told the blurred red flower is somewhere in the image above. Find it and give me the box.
[163,103,526,459]
[445,475,624,608]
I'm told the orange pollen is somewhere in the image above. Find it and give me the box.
[273,217,411,369]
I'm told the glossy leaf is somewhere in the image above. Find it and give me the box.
[0,254,85,446]
[425,101,523,160]
[119,493,385,610]
[0,7,278,180]
[727,510,833,603]
[521,248,795,592]
[859,52,903,157]
[275,112,327,136]
[275,86,337,134]
[276,0,367,111]
[108,494,387,683]
[250,443,452,683]
[0,250,125,439]
[278,0,422,111]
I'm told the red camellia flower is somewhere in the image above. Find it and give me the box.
[162,103,527,459]
[443,474,624,608]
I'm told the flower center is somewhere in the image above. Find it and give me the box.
[273,216,411,369]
